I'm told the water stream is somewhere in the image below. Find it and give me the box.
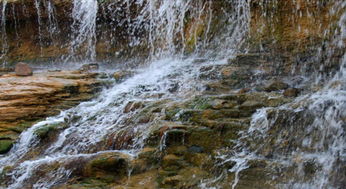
[0,0,345,188]
[0,1,250,187]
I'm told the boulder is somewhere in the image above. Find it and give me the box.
[83,152,131,178]
[15,62,33,76]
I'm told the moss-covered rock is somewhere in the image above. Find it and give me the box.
[0,140,13,154]
[34,122,67,139]
[84,152,130,179]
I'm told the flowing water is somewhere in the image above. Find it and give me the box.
[0,0,250,188]
[0,56,215,188]
[0,0,7,66]
[34,0,43,55]
[210,2,346,189]
[0,0,345,188]
[68,0,98,62]
[45,0,60,40]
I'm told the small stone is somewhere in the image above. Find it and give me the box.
[15,62,33,76]
[283,88,300,97]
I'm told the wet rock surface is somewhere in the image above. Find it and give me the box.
[48,61,296,188]
[0,51,340,188]
[0,0,344,188]
[0,71,104,152]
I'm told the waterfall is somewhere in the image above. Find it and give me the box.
[0,0,345,188]
[0,1,251,188]
[68,0,98,62]
[136,0,250,57]
[46,0,60,39]
[213,2,346,188]
[0,0,8,66]
[34,0,43,56]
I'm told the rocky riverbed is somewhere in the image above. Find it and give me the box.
[0,0,345,188]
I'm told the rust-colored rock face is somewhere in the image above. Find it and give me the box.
[0,71,103,143]
[0,71,101,122]
[0,0,341,67]
[14,62,33,76]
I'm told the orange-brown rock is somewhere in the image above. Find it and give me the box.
[15,62,33,76]
[0,71,104,141]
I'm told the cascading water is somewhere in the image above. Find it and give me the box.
[68,0,98,62]
[210,2,346,189]
[0,0,250,188]
[0,0,8,66]
[45,0,60,39]
[34,0,43,55]
[0,0,345,188]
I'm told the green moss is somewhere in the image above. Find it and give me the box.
[68,178,111,189]
[187,127,222,153]
[185,19,207,53]
[188,97,213,110]
[86,153,129,176]
[34,122,67,139]
[0,140,13,154]
[165,107,182,121]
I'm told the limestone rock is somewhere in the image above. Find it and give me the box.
[15,62,33,76]
[0,71,104,151]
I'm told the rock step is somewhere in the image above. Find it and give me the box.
[0,71,106,154]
